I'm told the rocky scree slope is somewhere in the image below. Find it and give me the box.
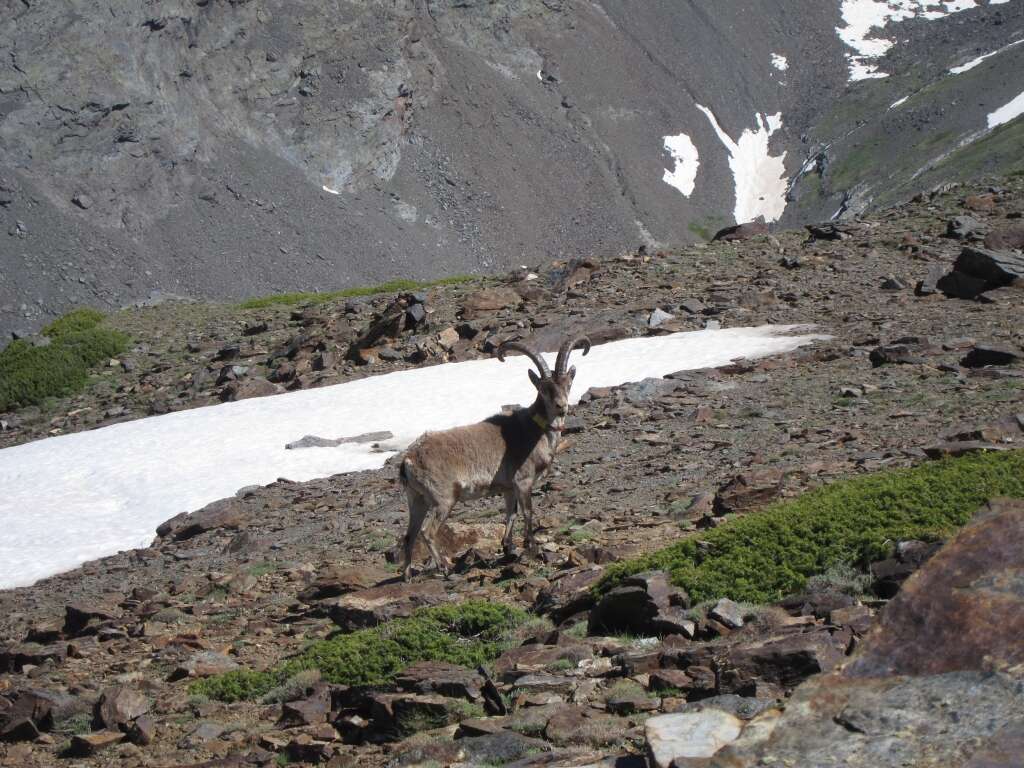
[0,177,1023,766]
[2,0,1023,339]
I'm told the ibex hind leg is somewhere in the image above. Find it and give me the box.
[421,504,452,576]
[402,491,431,582]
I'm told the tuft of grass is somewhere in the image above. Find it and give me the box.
[190,601,527,702]
[236,275,477,310]
[0,308,129,411]
[596,451,1024,605]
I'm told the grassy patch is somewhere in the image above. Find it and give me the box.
[0,308,129,412]
[236,275,477,310]
[189,601,527,702]
[596,451,1024,604]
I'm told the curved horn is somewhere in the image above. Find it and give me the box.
[497,341,551,378]
[555,336,591,375]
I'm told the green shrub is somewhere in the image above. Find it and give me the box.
[0,309,129,411]
[237,275,476,310]
[190,601,527,702]
[597,451,1024,604]
[42,308,106,338]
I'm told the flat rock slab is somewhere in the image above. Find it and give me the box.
[328,580,447,631]
[645,711,743,767]
[710,497,1024,767]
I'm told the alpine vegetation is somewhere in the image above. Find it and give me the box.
[398,337,590,579]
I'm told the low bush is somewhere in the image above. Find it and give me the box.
[0,309,129,411]
[190,601,527,702]
[597,451,1024,604]
[237,275,476,310]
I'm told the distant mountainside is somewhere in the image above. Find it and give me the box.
[1,0,1022,339]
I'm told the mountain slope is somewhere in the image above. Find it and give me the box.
[1,0,1022,339]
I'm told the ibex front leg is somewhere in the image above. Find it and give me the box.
[501,491,518,557]
[517,487,538,555]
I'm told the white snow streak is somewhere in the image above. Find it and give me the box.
[988,90,1024,129]
[949,39,1024,74]
[837,0,992,81]
[322,185,340,195]
[662,133,700,197]
[697,106,788,224]
[0,327,828,589]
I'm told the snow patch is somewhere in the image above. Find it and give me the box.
[988,89,1024,129]
[697,106,788,224]
[837,0,990,81]
[0,327,828,589]
[949,39,1024,74]
[322,185,340,195]
[771,53,789,72]
[662,133,700,197]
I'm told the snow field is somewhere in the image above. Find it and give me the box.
[696,106,788,225]
[838,0,1007,81]
[0,327,828,589]
[662,133,701,197]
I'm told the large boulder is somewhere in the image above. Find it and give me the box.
[938,246,1024,299]
[156,498,246,541]
[709,498,1024,767]
[588,571,689,636]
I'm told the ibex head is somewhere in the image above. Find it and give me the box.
[498,337,591,426]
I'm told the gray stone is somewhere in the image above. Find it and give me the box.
[708,598,745,629]
[649,308,675,328]
[646,711,744,767]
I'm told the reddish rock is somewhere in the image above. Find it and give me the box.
[156,498,246,541]
[533,566,604,622]
[848,498,1024,678]
[299,565,390,602]
[280,685,331,728]
[94,687,149,730]
[710,498,1024,767]
[67,730,125,757]
[63,602,119,637]
[221,376,280,401]
[717,631,846,698]
[328,580,446,631]
[713,222,769,242]
[543,705,624,747]
[168,651,239,681]
[461,287,522,319]
[983,224,1024,251]
[395,661,485,701]
[713,468,784,514]
[964,194,997,211]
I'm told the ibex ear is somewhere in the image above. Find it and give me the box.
[528,369,542,389]
[567,365,577,381]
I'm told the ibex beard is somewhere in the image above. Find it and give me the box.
[398,337,591,581]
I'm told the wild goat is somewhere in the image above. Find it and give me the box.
[398,337,591,580]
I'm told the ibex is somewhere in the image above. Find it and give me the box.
[398,337,591,580]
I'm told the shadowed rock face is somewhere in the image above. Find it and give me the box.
[845,498,1024,679]
[1,1,1022,340]
[710,498,1024,768]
